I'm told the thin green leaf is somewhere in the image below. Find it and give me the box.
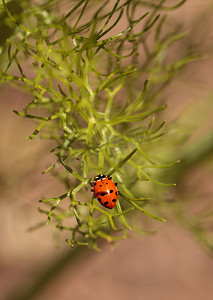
[130,201,166,222]
[107,148,137,176]
[118,191,151,202]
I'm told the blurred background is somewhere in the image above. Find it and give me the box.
[1,1,213,299]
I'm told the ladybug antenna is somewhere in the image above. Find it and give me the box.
[106,148,137,176]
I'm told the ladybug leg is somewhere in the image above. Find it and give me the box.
[115,182,118,186]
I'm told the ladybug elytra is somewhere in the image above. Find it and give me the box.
[90,174,118,209]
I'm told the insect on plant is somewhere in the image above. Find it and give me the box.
[2,0,188,249]
[54,147,166,248]
[90,148,148,209]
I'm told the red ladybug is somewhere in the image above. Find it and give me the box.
[90,174,118,209]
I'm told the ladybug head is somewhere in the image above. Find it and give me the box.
[90,174,106,187]
[93,174,106,181]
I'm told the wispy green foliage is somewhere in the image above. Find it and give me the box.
[0,0,199,249]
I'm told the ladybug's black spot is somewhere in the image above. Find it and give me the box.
[110,190,113,193]
[104,201,109,205]
[101,192,105,196]
[106,182,108,184]
[115,191,118,195]
[94,182,96,186]
[112,199,116,202]
[97,198,101,202]
[99,185,102,187]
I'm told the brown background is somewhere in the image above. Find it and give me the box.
[1,1,213,299]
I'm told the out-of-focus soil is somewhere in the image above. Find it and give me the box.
[1,1,213,300]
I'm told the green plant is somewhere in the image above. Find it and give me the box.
[1,0,201,250]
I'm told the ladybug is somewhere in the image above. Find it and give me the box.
[90,174,118,209]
